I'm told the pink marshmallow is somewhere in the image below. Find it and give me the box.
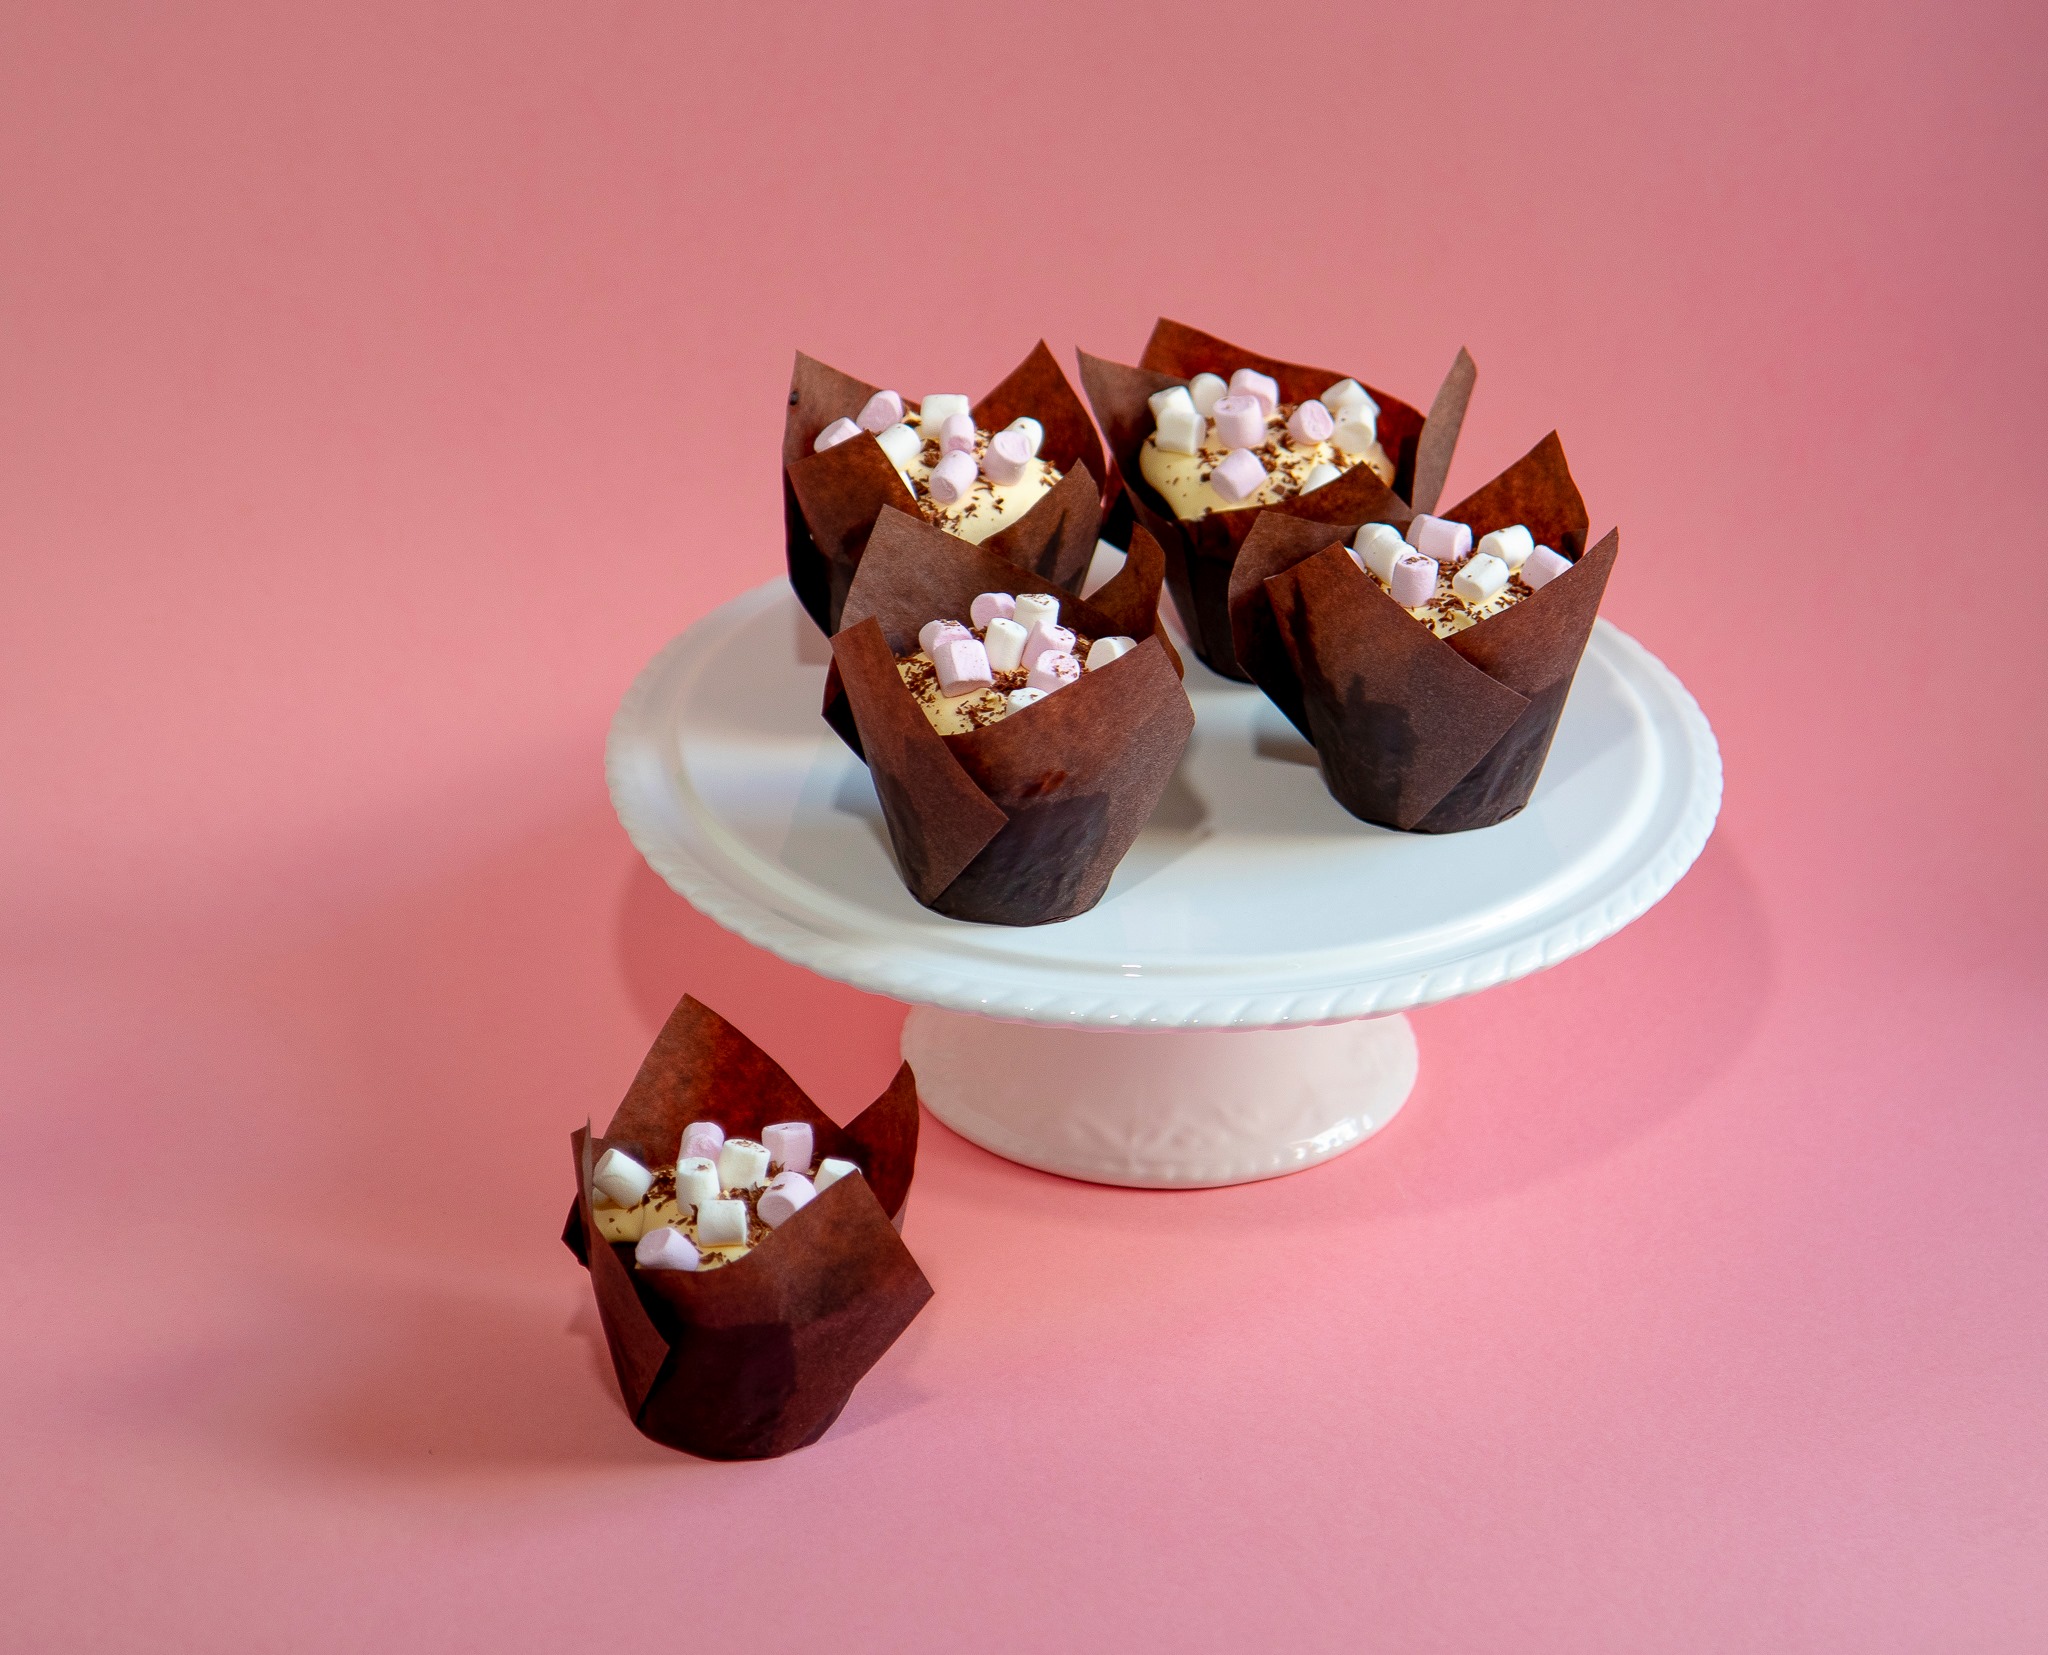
[1020,621,1075,670]
[758,1171,817,1230]
[970,591,1016,628]
[939,410,977,455]
[813,417,862,453]
[928,449,978,504]
[919,618,971,656]
[932,636,994,696]
[1228,367,1280,416]
[762,1121,813,1175]
[1209,448,1268,504]
[679,1121,724,1162]
[1026,651,1082,692]
[1388,550,1439,608]
[1211,394,1266,449]
[856,390,905,433]
[634,1227,701,1272]
[980,427,1033,485]
[1522,545,1573,589]
[1287,400,1335,445]
[1405,513,1474,564]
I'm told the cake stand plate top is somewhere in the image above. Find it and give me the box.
[607,578,1720,1028]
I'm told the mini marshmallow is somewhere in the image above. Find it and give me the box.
[856,390,905,433]
[1211,395,1266,449]
[1013,592,1060,631]
[679,1121,724,1162]
[1522,545,1573,589]
[814,1157,860,1192]
[1148,385,1205,456]
[1026,651,1081,693]
[927,449,978,504]
[874,422,922,468]
[1004,687,1047,713]
[1332,408,1379,457]
[694,1198,748,1248]
[1020,621,1075,670]
[1298,461,1342,494]
[1452,552,1510,606]
[1353,522,1410,582]
[717,1138,771,1191]
[1389,550,1439,609]
[1286,400,1335,446]
[758,1172,817,1230]
[918,394,970,442]
[1405,513,1473,564]
[635,1226,701,1272]
[1085,635,1137,670]
[983,616,1028,672]
[939,410,977,455]
[1189,373,1228,417]
[1228,367,1280,416]
[1476,524,1535,572]
[971,591,1016,627]
[1320,378,1375,419]
[1209,448,1268,504]
[674,1155,721,1214]
[1004,416,1044,457]
[812,417,862,453]
[932,636,994,696]
[981,428,1033,485]
[592,1147,653,1209]
[919,618,971,656]
[762,1121,813,1175]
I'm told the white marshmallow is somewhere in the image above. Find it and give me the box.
[918,394,971,443]
[983,616,1029,672]
[1453,553,1510,605]
[1004,687,1047,713]
[1353,522,1409,583]
[1013,592,1060,632]
[1522,545,1573,589]
[1476,524,1535,572]
[758,1172,817,1229]
[592,1147,653,1209]
[1298,461,1342,494]
[694,1198,749,1248]
[674,1155,721,1214]
[717,1138,771,1190]
[1320,379,1378,423]
[1333,407,1379,457]
[763,1122,813,1175]
[1188,373,1228,417]
[814,1157,860,1192]
[813,417,863,453]
[634,1226,701,1272]
[1086,635,1137,670]
[1148,386,1205,456]
[874,422,922,468]
[1004,416,1044,458]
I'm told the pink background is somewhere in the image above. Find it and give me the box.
[4,1,2044,1648]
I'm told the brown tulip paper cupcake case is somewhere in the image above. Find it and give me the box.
[784,342,1107,636]
[824,507,1194,927]
[1079,318,1477,681]
[1227,432,1620,834]
[562,994,932,1461]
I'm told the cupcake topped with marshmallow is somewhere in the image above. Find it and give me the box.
[813,390,1063,544]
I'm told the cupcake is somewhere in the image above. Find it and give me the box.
[825,507,1193,926]
[784,342,1106,636]
[563,994,931,1460]
[1227,432,1621,833]
[1080,318,1476,680]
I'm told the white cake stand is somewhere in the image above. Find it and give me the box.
[607,568,1720,1188]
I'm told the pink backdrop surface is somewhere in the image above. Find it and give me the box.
[4,2,2044,1649]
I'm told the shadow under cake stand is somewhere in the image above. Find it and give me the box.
[607,573,1721,1189]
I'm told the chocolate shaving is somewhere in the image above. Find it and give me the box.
[562,995,932,1460]
[1226,432,1620,832]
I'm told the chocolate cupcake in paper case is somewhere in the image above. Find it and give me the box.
[1078,318,1476,681]
[824,506,1192,927]
[1227,432,1620,834]
[783,342,1107,636]
[562,994,931,1461]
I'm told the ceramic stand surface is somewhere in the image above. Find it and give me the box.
[607,564,1721,1188]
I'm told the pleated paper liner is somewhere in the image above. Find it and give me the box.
[1226,431,1620,834]
[784,342,1107,636]
[1078,317,1475,681]
[562,995,932,1461]
[823,507,1193,926]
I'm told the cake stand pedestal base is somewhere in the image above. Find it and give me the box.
[901,1007,1419,1189]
